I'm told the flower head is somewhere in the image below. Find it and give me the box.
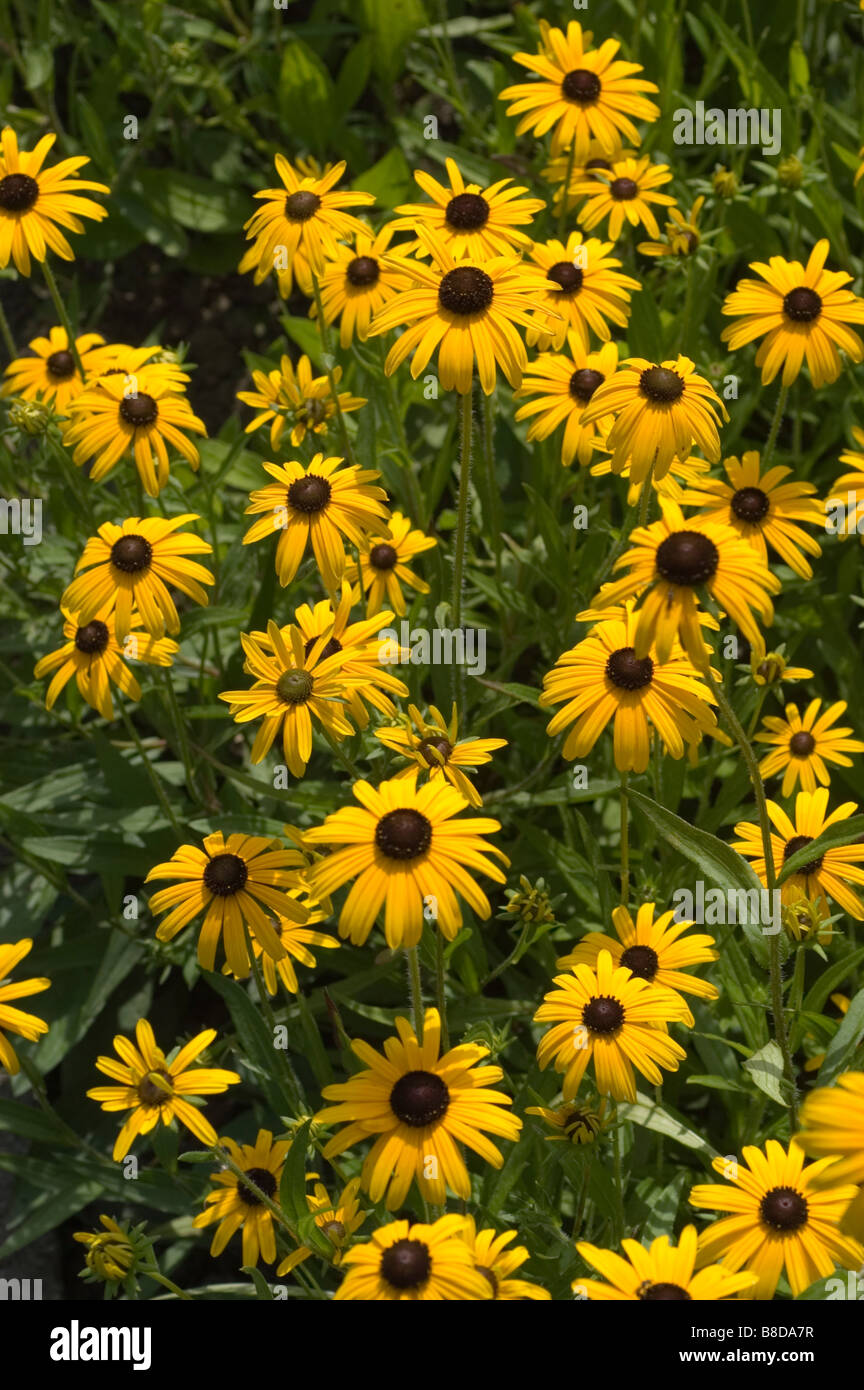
[575,1226,757,1300]
[0,125,109,275]
[392,157,544,260]
[0,939,50,1075]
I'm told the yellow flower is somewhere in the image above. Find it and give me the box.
[827,425,864,543]
[193,1130,291,1266]
[514,336,618,468]
[0,939,50,1075]
[721,238,864,388]
[334,1214,489,1300]
[750,648,813,687]
[87,1019,240,1161]
[238,156,374,297]
[34,605,178,721]
[236,353,365,452]
[313,224,415,347]
[345,510,437,616]
[525,232,639,352]
[0,125,109,275]
[525,1101,605,1144]
[499,21,659,159]
[0,326,106,411]
[756,699,864,796]
[316,1007,521,1210]
[223,901,338,995]
[733,787,864,920]
[575,1226,757,1300]
[462,1217,550,1300]
[637,196,705,258]
[72,1216,137,1284]
[796,1071,864,1185]
[542,139,640,215]
[277,1176,366,1276]
[375,702,507,807]
[571,157,676,242]
[242,452,390,591]
[391,156,544,260]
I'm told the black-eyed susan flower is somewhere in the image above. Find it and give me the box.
[637,196,706,258]
[525,1100,605,1144]
[796,1072,864,1187]
[0,326,106,411]
[539,602,722,770]
[334,1214,489,1300]
[580,356,727,486]
[590,450,714,507]
[557,902,719,1028]
[524,234,639,352]
[499,21,660,160]
[680,450,824,579]
[62,513,214,643]
[572,157,676,242]
[462,1218,550,1300]
[34,606,177,721]
[370,226,553,395]
[62,369,207,498]
[219,620,358,777]
[391,157,544,260]
[287,583,408,729]
[87,1020,240,1161]
[755,700,864,796]
[0,939,49,1074]
[514,336,618,468]
[305,770,509,949]
[733,788,864,921]
[316,1007,521,1210]
[84,342,193,391]
[827,426,864,542]
[225,903,338,995]
[313,225,415,347]
[0,125,109,275]
[73,1216,138,1287]
[145,831,309,978]
[193,1129,291,1266]
[720,239,864,388]
[345,510,437,617]
[590,500,781,667]
[238,156,374,297]
[236,353,365,452]
[535,948,689,1102]
[242,453,390,591]
[542,139,640,215]
[375,703,507,808]
[689,1140,864,1300]
[575,1226,758,1300]
[751,647,813,688]
[277,1177,366,1276]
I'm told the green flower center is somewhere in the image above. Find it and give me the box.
[276,669,314,704]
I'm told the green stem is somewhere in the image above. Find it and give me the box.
[41,260,84,377]
[619,772,630,906]
[407,945,424,1041]
[482,391,502,580]
[611,1103,624,1244]
[309,271,356,467]
[143,1269,193,1301]
[0,295,16,359]
[377,337,425,526]
[246,926,303,1113]
[161,668,199,802]
[434,929,450,1051]
[119,701,184,838]
[321,723,360,779]
[451,388,473,708]
[762,384,789,470]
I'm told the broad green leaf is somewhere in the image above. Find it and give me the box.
[742,1041,792,1107]
[819,987,864,1085]
[776,814,864,885]
[618,1094,718,1158]
[278,41,334,153]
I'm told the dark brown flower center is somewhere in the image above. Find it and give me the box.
[606,646,654,690]
[438,265,494,315]
[369,542,398,570]
[584,158,613,176]
[561,69,601,105]
[119,392,159,427]
[374,808,432,860]
[639,1282,691,1300]
[418,737,452,767]
[321,1219,346,1243]
[640,366,685,403]
[346,255,380,287]
[0,172,39,211]
[276,669,314,704]
[760,1186,808,1231]
[789,731,815,757]
[655,531,719,587]
[783,834,823,877]
[582,995,624,1033]
[137,1069,172,1107]
[731,486,770,524]
[445,192,489,230]
[304,635,342,662]
[237,1167,278,1208]
[610,177,638,201]
[389,1069,450,1127]
[288,474,331,513]
[75,620,110,655]
[380,1238,431,1290]
[783,288,821,323]
[202,852,248,896]
[569,367,604,402]
[284,190,321,222]
[110,535,153,573]
[547,260,584,294]
[46,350,76,379]
[619,943,659,980]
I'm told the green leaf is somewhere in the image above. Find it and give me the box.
[618,1094,718,1157]
[742,1041,792,1107]
[135,169,250,233]
[819,987,864,1085]
[352,148,412,210]
[277,41,334,154]
[792,947,864,1050]
[625,283,663,360]
[359,0,427,88]
[241,1265,274,1299]
[0,1098,76,1146]
[278,1118,312,1224]
[203,971,288,1116]
[776,814,864,885]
